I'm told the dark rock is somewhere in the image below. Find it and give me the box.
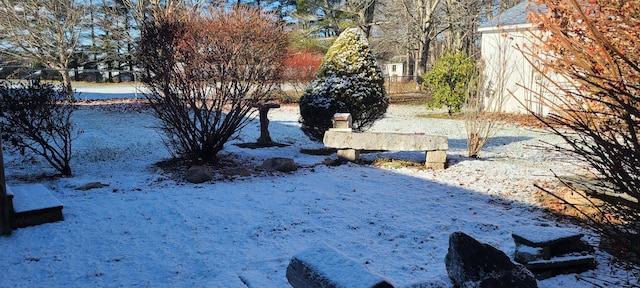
[260,158,298,172]
[74,182,110,191]
[184,165,213,183]
[221,167,255,177]
[286,243,394,288]
[322,157,347,166]
[445,231,537,288]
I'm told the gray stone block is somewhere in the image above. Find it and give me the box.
[425,151,447,163]
[337,149,361,161]
[425,162,446,170]
[286,243,394,288]
[323,131,448,151]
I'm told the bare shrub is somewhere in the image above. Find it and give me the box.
[523,0,640,262]
[137,4,289,162]
[463,67,503,158]
[0,81,80,176]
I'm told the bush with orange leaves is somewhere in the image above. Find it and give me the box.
[137,4,288,163]
[282,51,323,96]
[524,0,640,263]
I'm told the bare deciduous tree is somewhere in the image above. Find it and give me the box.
[402,0,440,79]
[343,0,377,37]
[0,0,87,95]
[443,0,479,56]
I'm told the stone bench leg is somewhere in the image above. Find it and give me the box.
[337,149,360,161]
[425,150,447,170]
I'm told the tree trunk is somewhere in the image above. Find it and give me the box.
[360,0,377,38]
[59,68,74,99]
[0,135,12,236]
[408,0,439,82]
[414,34,431,82]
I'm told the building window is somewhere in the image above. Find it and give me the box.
[391,64,397,72]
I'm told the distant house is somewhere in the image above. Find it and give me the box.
[382,56,406,82]
[478,1,558,115]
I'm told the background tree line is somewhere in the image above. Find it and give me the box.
[0,0,523,89]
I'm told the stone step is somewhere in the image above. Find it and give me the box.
[7,184,64,228]
[526,255,596,270]
[524,255,597,280]
[512,228,584,248]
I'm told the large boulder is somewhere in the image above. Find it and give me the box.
[445,231,537,288]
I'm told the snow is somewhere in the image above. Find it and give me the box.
[0,85,638,287]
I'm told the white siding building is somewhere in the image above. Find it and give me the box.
[478,1,559,115]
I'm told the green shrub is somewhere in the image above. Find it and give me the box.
[422,50,476,114]
[299,28,388,141]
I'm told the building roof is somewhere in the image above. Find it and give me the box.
[478,1,547,29]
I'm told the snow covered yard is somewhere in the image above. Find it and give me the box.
[0,86,638,287]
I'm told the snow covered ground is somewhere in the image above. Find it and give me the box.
[0,85,638,287]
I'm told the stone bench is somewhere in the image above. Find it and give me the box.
[323,113,448,169]
[286,243,394,288]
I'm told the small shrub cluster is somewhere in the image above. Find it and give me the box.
[0,81,80,176]
[299,28,388,141]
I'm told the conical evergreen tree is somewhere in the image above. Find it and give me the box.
[299,28,388,141]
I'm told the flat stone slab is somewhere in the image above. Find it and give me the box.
[286,243,394,288]
[525,255,597,279]
[7,184,64,228]
[512,227,584,248]
[525,255,596,270]
[323,130,448,151]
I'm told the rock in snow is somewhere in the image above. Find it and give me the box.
[286,243,394,288]
[184,165,213,183]
[260,157,298,172]
[445,231,537,288]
